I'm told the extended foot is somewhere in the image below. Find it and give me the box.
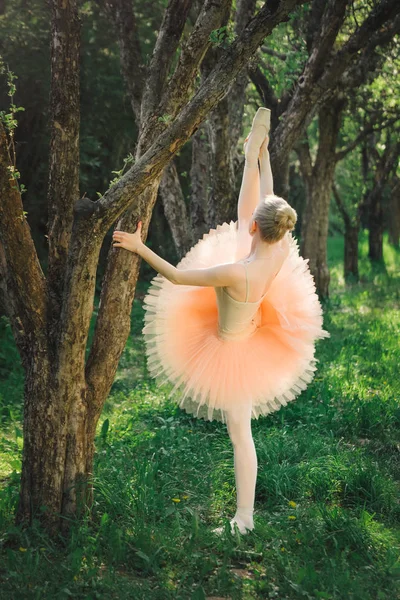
[212,513,255,536]
[243,108,271,167]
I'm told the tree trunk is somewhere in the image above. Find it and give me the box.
[368,187,384,262]
[190,123,211,240]
[159,162,194,257]
[387,176,400,247]
[366,135,400,262]
[299,95,346,297]
[201,0,257,227]
[344,224,360,281]
[332,183,360,282]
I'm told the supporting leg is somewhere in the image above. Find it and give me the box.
[226,403,257,534]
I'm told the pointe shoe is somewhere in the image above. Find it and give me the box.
[243,108,271,166]
[212,517,254,536]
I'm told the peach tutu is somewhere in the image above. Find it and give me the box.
[142,220,330,423]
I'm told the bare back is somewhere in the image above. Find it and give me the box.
[226,234,289,303]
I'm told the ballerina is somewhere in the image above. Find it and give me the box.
[112,107,330,535]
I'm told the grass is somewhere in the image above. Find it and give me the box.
[0,229,399,599]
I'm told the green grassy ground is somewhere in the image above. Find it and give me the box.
[0,230,399,599]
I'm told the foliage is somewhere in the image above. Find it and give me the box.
[0,58,26,196]
[209,24,237,49]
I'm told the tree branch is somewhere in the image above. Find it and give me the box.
[335,115,398,162]
[145,0,232,144]
[140,0,193,124]
[248,65,279,112]
[272,0,400,176]
[0,123,47,361]
[260,45,287,60]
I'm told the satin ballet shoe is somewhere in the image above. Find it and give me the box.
[212,517,254,536]
[243,107,271,166]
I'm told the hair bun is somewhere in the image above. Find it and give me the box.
[275,205,297,232]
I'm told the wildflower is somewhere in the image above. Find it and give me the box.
[19,547,27,552]
[288,500,297,508]
[182,495,189,500]
[288,515,296,520]
[280,547,285,552]
[172,498,181,503]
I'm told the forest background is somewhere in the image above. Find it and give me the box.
[0,0,399,598]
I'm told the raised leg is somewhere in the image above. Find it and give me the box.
[226,402,257,534]
[259,136,274,198]
[237,123,269,225]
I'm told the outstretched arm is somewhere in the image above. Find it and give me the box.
[113,223,240,287]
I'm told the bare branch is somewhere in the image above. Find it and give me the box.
[303,0,350,82]
[249,65,279,112]
[335,115,399,162]
[152,0,232,132]
[141,0,193,124]
[260,45,287,60]
[319,3,400,93]
[272,0,400,176]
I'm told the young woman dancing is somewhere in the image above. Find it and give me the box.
[112,107,330,535]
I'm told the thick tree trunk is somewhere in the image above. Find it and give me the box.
[298,96,346,297]
[301,182,332,298]
[206,98,237,225]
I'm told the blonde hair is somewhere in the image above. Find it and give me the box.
[253,194,297,243]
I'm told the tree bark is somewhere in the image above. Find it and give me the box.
[297,94,347,298]
[366,135,400,262]
[332,184,360,281]
[190,123,211,239]
[387,175,400,247]
[202,0,257,227]
[159,162,194,257]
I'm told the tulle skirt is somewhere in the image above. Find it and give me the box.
[142,220,330,423]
